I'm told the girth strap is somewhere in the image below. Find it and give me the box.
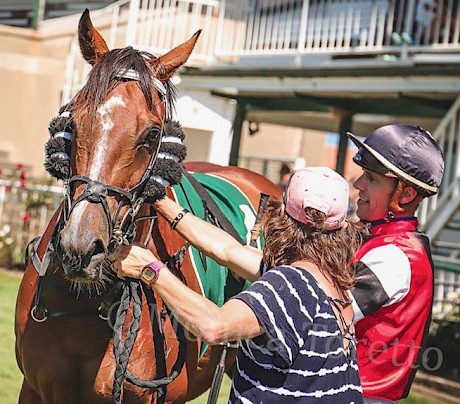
[182,169,244,245]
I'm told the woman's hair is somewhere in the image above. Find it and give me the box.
[262,198,365,291]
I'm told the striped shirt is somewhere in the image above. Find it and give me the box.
[230,265,363,403]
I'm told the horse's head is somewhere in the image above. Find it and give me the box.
[56,9,199,284]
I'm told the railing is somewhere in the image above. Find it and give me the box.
[433,268,460,319]
[61,0,222,103]
[217,0,460,59]
[61,0,460,103]
[418,95,460,237]
[417,95,460,319]
[0,180,62,268]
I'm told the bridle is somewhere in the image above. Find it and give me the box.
[55,68,171,255]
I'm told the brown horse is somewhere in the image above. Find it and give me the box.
[15,9,281,404]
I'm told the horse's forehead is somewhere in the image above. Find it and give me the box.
[97,95,126,116]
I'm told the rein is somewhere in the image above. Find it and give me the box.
[113,281,188,404]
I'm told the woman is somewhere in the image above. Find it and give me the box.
[116,166,364,402]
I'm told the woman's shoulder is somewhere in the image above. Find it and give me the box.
[261,265,327,301]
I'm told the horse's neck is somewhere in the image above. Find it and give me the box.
[143,204,202,295]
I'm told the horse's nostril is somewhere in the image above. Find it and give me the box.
[80,239,106,268]
[93,239,105,256]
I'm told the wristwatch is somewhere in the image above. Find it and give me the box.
[140,261,166,287]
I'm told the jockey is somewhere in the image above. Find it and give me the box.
[347,124,444,403]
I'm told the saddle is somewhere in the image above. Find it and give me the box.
[172,169,262,307]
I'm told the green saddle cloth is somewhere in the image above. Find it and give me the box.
[172,172,263,308]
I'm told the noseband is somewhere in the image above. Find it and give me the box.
[45,68,187,254]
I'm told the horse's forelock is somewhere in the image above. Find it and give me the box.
[73,47,175,119]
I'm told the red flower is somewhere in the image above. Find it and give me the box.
[22,213,30,222]
[16,162,23,169]
[5,185,11,192]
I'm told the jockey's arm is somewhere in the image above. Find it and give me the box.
[154,196,262,282]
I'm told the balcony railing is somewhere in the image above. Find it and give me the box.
[61,0,460,102]
[218,0,460,59]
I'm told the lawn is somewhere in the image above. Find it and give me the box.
[0,270,23,403]
[0,269,432,404]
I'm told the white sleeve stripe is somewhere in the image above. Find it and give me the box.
[352,244,411,317]
[257,279,304,346]
[242,290,293,362]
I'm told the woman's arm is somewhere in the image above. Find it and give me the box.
[154,196,263,282]
[116,245,263,344]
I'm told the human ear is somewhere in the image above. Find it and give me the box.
[399,185,419,205]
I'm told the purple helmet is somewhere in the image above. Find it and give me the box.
[348,124,444,196]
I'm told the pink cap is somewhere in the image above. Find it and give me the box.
[284,167,349,230]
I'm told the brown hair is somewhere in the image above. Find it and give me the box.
[262,198,365,291]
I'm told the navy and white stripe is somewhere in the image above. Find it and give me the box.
[230,265,363,403]
[351,244,411,322]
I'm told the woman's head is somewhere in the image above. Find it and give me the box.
[263,167,364,290]
[284,167,349,230]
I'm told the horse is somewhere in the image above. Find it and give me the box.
[14,9,281,404]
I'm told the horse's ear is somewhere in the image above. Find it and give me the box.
[155,30,201,81]
[78,9,109,65]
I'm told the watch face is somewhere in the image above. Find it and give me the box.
[142,267,155,281]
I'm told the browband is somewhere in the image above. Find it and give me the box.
[115,69,167,97]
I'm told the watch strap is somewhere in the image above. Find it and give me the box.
[141,260,166,287]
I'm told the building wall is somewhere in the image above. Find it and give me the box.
[240,122,362,182]
[0,14,121,179]
[0,21,76,178]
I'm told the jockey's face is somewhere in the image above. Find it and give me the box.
[353,169,398,222]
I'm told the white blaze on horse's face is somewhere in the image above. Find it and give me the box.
[89,95,126,179]
[70,95,126,229]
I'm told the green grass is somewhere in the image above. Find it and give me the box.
[188,375,231,404]
[0,270,23,404]
[400,397,434,404]
[0,270,435,404]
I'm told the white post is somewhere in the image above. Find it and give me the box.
[126,0,141,46]
[214,0,226,63]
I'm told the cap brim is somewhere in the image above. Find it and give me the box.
[348,131,394,172]
[347,132,438,193]
[347,132,365,150]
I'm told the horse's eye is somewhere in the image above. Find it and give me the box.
[139,127,161,150]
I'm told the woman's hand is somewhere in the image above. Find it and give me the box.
[113,244,159,280]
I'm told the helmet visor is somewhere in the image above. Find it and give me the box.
[353,147,397,178]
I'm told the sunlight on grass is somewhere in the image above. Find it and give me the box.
[188,375,231,404]
[400,397,434,404]
[0,270,23,403]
